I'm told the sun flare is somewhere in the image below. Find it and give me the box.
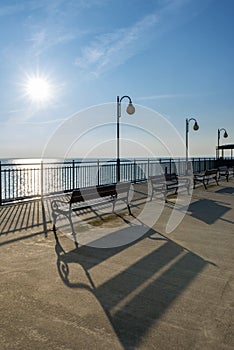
[24,74,53,103]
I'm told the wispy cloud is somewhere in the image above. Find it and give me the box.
[25,0,95,56]
[28,28,78,56]
[0,118,66,126]
[75,13,159,77]
[0,108,27,116]
[137,94,194,101]
[0,3,25,17]
[74,0,210,78]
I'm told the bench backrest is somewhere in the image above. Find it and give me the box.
[70,182,131,205]
[204,169,218,176]
[97,184,117,198]
[165,173,178,183]
[149,174,166,184]
[218,166,228,173]
[149,173,178,184]
[116,181,131,193]
[70,187,94,204]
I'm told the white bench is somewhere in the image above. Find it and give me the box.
[51,182,132,231]
[193,169,219,189]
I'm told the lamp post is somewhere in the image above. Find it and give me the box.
[116,95,135,182]
[217,128,228,159]
[185,117,199,175]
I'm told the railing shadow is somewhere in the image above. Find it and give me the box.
[53,225,213,349]
[0,199,51,238]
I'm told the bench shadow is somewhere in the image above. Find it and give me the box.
[53,226,211,349]
[187,198,231,225]
[216,187,234,195]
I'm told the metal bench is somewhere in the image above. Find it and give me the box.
[51,182,132,231]
[218,166,234,182]
[149,173,190,202]
[193,169,219,189]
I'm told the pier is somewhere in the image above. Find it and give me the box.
[0,179,233,349]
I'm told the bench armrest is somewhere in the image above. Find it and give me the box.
[51,199,70,211]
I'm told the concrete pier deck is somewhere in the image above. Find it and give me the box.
[0,180,233,349]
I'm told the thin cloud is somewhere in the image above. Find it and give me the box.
[0,118,66,126]
[0,3,25,17]
[0,108,27,116]
[25,1,96,56]
[74,0,211,78]
[20,118,66,125]
[138,94,194,101]
[28,28,78,56]
[75,13,159,77]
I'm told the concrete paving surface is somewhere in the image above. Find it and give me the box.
[0,179,233,349]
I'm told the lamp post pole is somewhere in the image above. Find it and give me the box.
[116,95,135,182]
[217,128,228,159]
[116,96,121,183]
[185,117,199,175]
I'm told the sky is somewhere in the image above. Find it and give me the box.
[0,0,233,160]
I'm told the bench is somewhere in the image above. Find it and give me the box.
[149,173,190,202]
[218,166,234,182]
[51,182,132,231]
[193,169,219,189]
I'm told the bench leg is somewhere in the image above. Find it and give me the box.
[112,198,117,213]
[127,203,132,215]
[52,212,57,232]
[187,185,190,195]
[150,189,154,201]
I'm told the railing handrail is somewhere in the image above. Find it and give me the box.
[0,156,221,167]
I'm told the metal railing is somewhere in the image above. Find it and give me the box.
[0,157,229,204]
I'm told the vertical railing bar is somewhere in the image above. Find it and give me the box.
[97,159,100,186]
[72,160,75,190]
[0,161,2,205]
[63,166,66,191]
[41,161,44,199]
[8,168,11,200]
[133,159,136,183]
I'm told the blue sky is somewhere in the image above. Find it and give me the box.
[0,0,233,159]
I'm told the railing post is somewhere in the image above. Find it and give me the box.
[134,159,136,183]
[72,160,75,190]
[97,159,100,186]
[0,161,2,206]
[147,158,150,179]
[41,160,44,199]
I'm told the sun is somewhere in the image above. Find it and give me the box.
[23,74,53,103]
